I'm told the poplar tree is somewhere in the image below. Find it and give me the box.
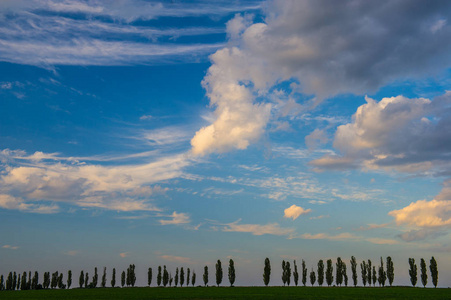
[51,271,58,289]
[121,271,125,287]
[336,257,343,286]
[84,272,89,288]
[367,260,372,287]
[281,260,286,286]
[192,272,196,286]
[372,266,376,287]
[101,267,106,288]
[180,267,185,287]
[79,271,84,288]
[169,274,173,287]
[203,266,208,287]
[302,260,307,286]
[351,256,358,287]
[20,272,27,290]
[360,261,367,287]
[0,275,3,291]
[67,270,72,289]
[285,261,291,286]
[157,266,162,287]
[27,271,31,290]
[57,273,65,289]
[163,266,169,287]
[174,268,179,287]
[92,267,98,288]
[13,272,17,290]
[378,257,386,287]
[187,268,190,287]
[386,256,394,287]
[293,260,299,286]
[420,258,427,287]
[228,259,236,287]
[343,263,348,287]
[408,258,417,287]
[429,256,438,288]
[215,260,223,287]
[325,259,333,287]
[44,272,50,289]
[317,260,324,287]
[310,268,316,286]
[147,267,152,286]
[111,268,116,288]
[263,258,271,286]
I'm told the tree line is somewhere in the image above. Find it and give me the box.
[0,256,439,291]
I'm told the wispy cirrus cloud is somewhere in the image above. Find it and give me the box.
[159,255,194,264]
[221,219,294,236]
[159,211,191,225]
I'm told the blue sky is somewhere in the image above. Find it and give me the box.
[1,0,451,287]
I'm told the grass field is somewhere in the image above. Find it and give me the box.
[1,286,450,300]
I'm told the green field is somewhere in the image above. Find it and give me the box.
[1,286,450,300]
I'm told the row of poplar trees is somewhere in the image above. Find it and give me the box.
[0,256,439,290]
[262,256,439,288]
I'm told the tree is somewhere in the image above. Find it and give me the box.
[372,266,376,287]
[51,271,58,289]
[285,261,291,286]
[326,259,333,287]
[121,271,125,288]
[386,256,394,287]
[302,260,307,286]
[84,272,89,289]
[420,258,427,287]
[216,260,223,287]
[147,267,152,287]
[130,265,136,287]
[293,260,299,286]
[163,266,169,287]
[350,256,358,287]
[13,272,17,290]
[0,275,4,291]
[175,268,179,287]
[57,273,65,289]
[228,259,236,287]
[92,267,98,288]
[336,257,343,286]
[408,258,417,287]
[281,260,286,286]
[203,266,208,287]
[310,268,316,286]
[180,267,185,287]
[317,260,324,287]
[378,257,386,287]
[360,261,367,287]
[27,271,31,290]
[263,258,271,286]
[367,260,372,287]
[111,268,116,288]
[157,266,162,287]
[192,272,196,287]
[101,267,107,288]
[430,256,438,288]
[169,274,173,287]
[67,270,72,289]
[187,268,190,287]
[79,271,84,289]
[20,272,26,290]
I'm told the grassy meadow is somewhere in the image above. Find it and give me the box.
[1,286,450,300]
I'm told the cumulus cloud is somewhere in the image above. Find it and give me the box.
[311,92,451,174]
[159,211,191,225]
[389,199,451,228]
[222,219,294,236]
[283,204,311,220]
[0,194,59,214]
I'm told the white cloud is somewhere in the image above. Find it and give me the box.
[221,219,294,236]
[305,129,328,150]
[159,211,191,225]
[159,255,194,264]
[283,204,311,220]
[2,245,19,250]
[365,238,400,245]
[0,149,192,213]
[356,223,389,231]
[389,199,451,228]
[299,232,359,241]
[119,252,129,258]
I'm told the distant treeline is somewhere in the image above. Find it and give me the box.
[0,256,439,291]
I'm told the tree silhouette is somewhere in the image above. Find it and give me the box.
[263,258,271,286]
[310,268,316,286]
[325,259,333,287]
[293,260,299,286]
[180,267,185,287]
[111,268,116,288]
[350,256,358,287]
[360,261,367,287]
[163,266,169,287]
[147,267,152,287]
[317,260,324,287]
[386,256,394,287]
[101,267,106,288]
[203,266,208,287]
[192,272,196,287]
[216,260,223,287]
[336,257,343,286]
[175,268,179,287]
[228,259,236,287]
[121,271,125,288]
[157,266,162,287]
[408,258,417,287]
[429,256,438,288]
[187,268,190,287]
[420,258,427,287]
[367,260,372,287]
[378,257,386,287]
[67,270,72,289]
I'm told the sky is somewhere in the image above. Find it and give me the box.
[1,0,451,288]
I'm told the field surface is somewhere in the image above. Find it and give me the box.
[1,286,450,299]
